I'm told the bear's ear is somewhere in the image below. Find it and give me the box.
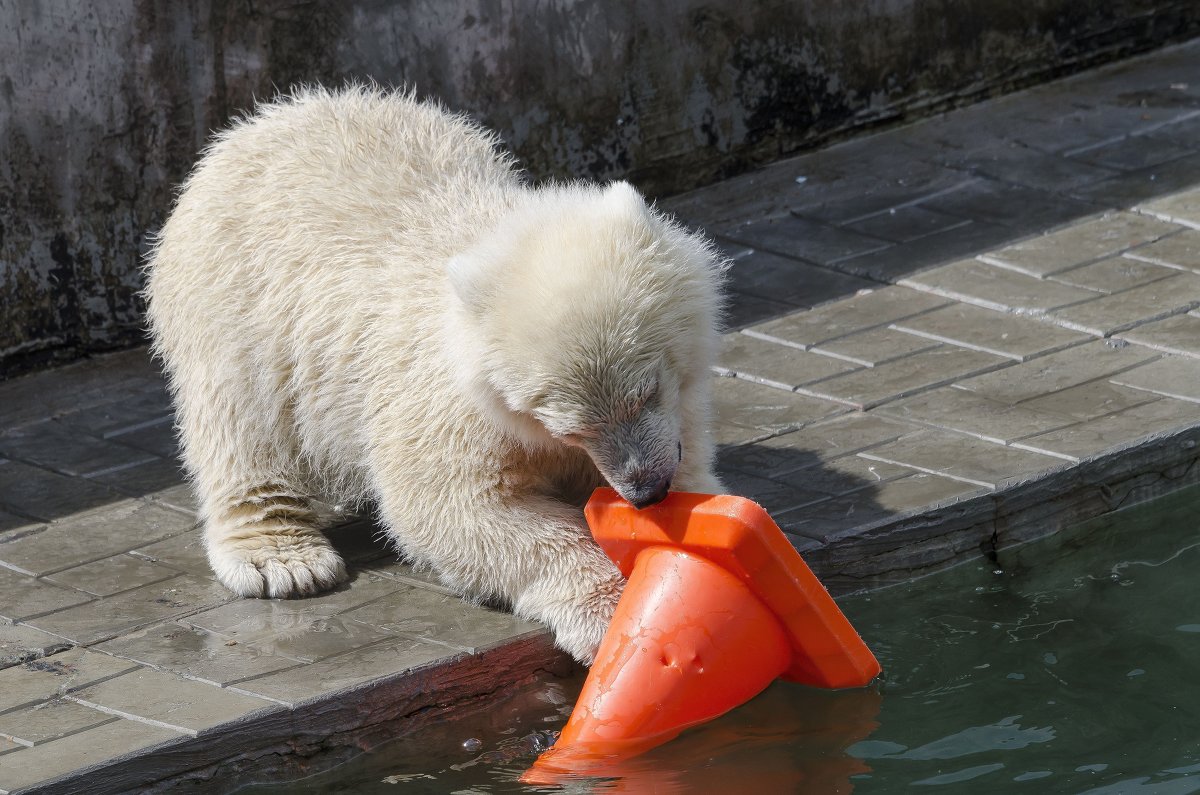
[447,249,492,313]
[603,181,648,216]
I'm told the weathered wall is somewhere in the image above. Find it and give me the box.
[2,0,1198,377]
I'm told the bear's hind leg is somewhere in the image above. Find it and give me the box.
[203,482,348,598]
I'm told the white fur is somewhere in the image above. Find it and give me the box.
[143,86,724,664]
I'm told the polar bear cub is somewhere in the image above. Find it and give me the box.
[144,87,724,664]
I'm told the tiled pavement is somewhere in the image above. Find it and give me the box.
[4,39,1200,794]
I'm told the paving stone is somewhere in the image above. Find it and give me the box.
[710,375,847,433]
[1116,313,1200,358]
[720,471,829,514]
[980,212,1179,277]
[717,413,917,477]
[832,219,1017,282]
[1013,398,1200,461]
[748,287,950,347]
[720,246,877,309]
[717,333,859,389]
[810,327,940,367]
[1123,228,1200,272]
[0,648,140,715]
[1139,186,1200,228]
[899,259,1102,313]
[919,179,1101,230]
[0,510,42,537]
[68,666,278,736]
[796,345,1008,410]
[0,699,115,746]
[0,624,72,670]
[777,473,986,540]
[724,214,890,265]
[342,585,543,654]
[1070,153,1200,208]
[95,623,302,686]
[0,567,93,622]
[723,292,804,332]
[0,500,194,577]
[876,387,1077,444]
[53,392,173,439]
[0,420,158,478]
[229,635,455,708]
[891,303,1090,361]
[0,735,20,756]
[87,458,190,503]
[954,340,1158,404]
[0,460,123,524]
[106,421,180,460]
[1070,135,1197,171]
[843,205,971,243]
[777,455,914,498]
[43,554,180,598]
[858,429,1067,487]
[144,483,199,515]
[1047,273,1200,336]
[1050,256,1180,293]
[128,531,210,577]
[0,717,181,793]
[1019,381,1160,422]
[26,575,235,646]
[358,557,457,596]
[1109,356,1200,403]
[951,145,1121,191]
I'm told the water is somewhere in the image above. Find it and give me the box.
[241,485,1200,794]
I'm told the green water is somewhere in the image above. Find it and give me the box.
[243,485,1200,794]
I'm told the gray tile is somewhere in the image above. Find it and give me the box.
[919,180,1101,230]
[899,259,1102,313]
[1019,381,1160,422]
[859,429,1067,487]
[844,205,971,243]
[1139,186,1200,228]
[25,575,235,646]
[718,413,917,477]
[723,292,804,332]
[725,214,890,265]
[1123,229,1200,273]
[358,558,457,596]
[721,246,877,308]
[748,287,950,347]
[710,376,847,433]
[0,460,123,523]
[95,623,302,686]
[53,392,173,439]
[1117,313,1200,358]
[0,510,42,537]
[832,219,1017,282]
[796,346,1009,410]
[1070,153,1200,209]
[107,421,180,460]
[980,212,1179,277]
[0,699,115,746]
[954,145,1121,191]
[720,471,828,514]
[0,567,93,622]
[230,635,454,708]
[811,327,941,366]
[1071,136,1196,171]
[717,333,859,389]
[43,554,180,598]
[87,458,189,502]
[891,303,1090,361]
[0,420,158,478]
[1050,255,1179,293]
[1014,398,1200,461]
[777,455,914,498]
[876,387,1076,444]
[0,500,194,577]
[0,648,141,715]
[342,586,543,653]
[1047,273,1200,336]
[0,717,180,793]
[128,531,210,577]
[67,666,277,736]
[0,624,72,670]
[954,341,1158,404]
[1109,356,1200,403]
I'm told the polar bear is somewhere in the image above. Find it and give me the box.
[143,86,724,663]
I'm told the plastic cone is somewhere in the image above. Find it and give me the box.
[522,489,881,783]
[527,546,792,778]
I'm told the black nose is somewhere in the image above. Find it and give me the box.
[628,477,671,509]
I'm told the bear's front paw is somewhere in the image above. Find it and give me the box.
[545,574,624,666]
[207,533,348,599]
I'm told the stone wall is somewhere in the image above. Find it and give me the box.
[2,0,1197,377]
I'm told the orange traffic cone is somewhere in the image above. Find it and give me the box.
[523,489,881,783]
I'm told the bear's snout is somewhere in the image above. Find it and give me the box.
[625,474,672,509]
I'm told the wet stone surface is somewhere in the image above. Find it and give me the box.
[3,42,1200,794]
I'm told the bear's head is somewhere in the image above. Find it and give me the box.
[448,181,723,508]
